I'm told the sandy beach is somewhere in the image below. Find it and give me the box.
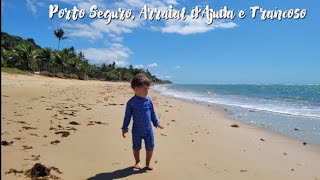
[1,72,320,180]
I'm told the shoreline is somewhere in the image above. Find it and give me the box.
[152,86,320,145]
[2,72,320,180]
[151,90,320,149]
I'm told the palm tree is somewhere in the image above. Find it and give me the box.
[11,43,38,70]
[37,48,52,71]
[78,51,85,60]
[1,47,10,67]
[54,28,67,50]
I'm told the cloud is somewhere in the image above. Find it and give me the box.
[26,0,46,16]
[81,43,131,66]
[26,0,37,16]
[61,18,143,42]
[133,64,144,69]
[115,0,178,10]
[147,63,158,68]
[160,16,237,35]
[175,65,181,69]
[156,74,172,79]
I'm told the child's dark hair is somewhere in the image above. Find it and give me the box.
[131,73,150,89]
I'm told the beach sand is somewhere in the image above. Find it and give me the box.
[1,72,320,180]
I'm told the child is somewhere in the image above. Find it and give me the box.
[122,73,164,170]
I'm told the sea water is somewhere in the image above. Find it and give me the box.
[153,84,320,144]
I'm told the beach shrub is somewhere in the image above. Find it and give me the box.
[55,72,65,79]
[40,71,54,77]
[68,73,79,79]
[105,71,120,81]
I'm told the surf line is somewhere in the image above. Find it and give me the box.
[139,5,187,21]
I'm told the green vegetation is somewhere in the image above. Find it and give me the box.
[1,67,31,75]
[1,31,171,84]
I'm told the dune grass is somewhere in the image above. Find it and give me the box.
[1,67,31,75]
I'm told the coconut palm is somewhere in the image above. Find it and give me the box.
[54,28,67,50]
[36,48,52,71]
[1,47,10,67]
[11,43,38,70]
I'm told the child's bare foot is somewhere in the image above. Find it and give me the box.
[146,165,153,170]
[133,162,142,170]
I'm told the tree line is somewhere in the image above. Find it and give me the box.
[1,30,171,84]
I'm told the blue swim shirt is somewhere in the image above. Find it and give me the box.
[122,95,160,134]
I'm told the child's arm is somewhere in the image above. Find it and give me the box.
[121,101,132,137]
[150,99,163,129]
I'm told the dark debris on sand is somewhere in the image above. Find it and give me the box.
[5,168,23,175]
[69,121,81,125]
[55,131,70,137]
[24,163,62,179]
[50,140,61,145]
[1,140,13,146]
[230,124,239,128]
[303,142,307,146]
[87,121,108,125]
[22,126,38,130]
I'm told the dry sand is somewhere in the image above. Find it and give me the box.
[1,72,320,180]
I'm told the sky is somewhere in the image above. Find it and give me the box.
[2,0,320,84]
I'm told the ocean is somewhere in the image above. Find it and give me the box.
[152,84,320,144]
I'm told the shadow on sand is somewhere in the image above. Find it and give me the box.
[87,167,147,180]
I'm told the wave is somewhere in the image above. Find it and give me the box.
[152,85,320,119]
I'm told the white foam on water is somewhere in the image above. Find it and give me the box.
[152,85,320,119]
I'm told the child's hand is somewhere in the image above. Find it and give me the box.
[122,131,127,138]
[157,125,164,129]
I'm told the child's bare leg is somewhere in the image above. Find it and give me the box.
[133,150,141,169]
[146,150,153,170]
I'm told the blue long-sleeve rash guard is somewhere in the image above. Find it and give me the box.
[122,95,160,135]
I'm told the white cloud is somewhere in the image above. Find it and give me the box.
[61,23,103,41]
[61,18,143,42]
[147,63,158,68]
[26,0,37,16]
[175,65,181,69]
[108,34,124,42]
[26,0,46,16]
[133,64,144,69]
[160,16,237,35]
[156,74,172,79]
[81,43,131,66]
[115,0,178,10]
